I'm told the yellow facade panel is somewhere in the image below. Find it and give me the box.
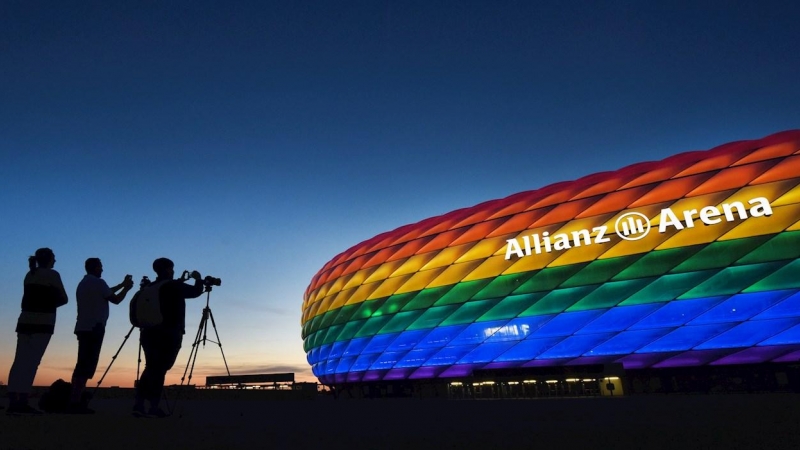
[426,260,484,288]
[303,302,319,324]
[721,180,797,206]
[419,243,475,271]
[342,266,379,291]
[464,255,516,281]
[311,295,335,319]
[328,289,354,312]
[395,267,447,294]
[367,274,413,300]
[309,281,332,305]
[455,235,514,263]
[599,227,677,259]
[773,183,800,207]
[656,220,738,250]
[549,236,615,266]
[390,253,437,278]
[344,281,383,306]
[324,272,354,300]
[718,203,800,241]
[503,251,560,275]
[363,258,408,284]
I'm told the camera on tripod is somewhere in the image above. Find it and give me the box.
[179,270,222,288]
[203,275,221,287]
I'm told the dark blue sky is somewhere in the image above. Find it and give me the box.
[1,1,798,384]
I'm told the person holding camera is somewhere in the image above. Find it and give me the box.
[68,258,135,414]
[6,248,68,415]
[133,257,204,418]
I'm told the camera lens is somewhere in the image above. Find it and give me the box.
[204,276,221,287]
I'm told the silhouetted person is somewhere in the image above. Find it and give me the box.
[6,248,68,415]
[68,258,134,414]
[133,258,203,418]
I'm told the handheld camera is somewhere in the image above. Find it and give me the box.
[180,270,222,288]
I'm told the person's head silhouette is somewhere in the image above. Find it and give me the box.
[29,247,55,273]
[152,258,174,279]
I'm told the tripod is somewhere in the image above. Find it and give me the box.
[92,324,178,414]
[180,286,231,387]
[92,275,151,403]
[92,325,143,399]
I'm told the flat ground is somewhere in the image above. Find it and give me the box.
[2,393,800,450]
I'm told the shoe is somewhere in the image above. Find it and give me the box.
[147,407,169,418]
[7,404,43,415]
[66,403,95,414]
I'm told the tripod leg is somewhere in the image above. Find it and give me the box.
[173,311,207,418]
[180,310,207,387]
[202,309,209,347]
[92,326,135,400]
[206,308,232,377]
[136,337,142,387]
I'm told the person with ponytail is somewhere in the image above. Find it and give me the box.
[6,248,68,415]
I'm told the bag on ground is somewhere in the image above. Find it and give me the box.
[38,379,72,413]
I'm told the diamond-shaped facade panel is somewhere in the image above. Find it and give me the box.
[303,130,800,385]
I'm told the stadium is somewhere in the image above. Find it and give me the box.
[302,130,800,398]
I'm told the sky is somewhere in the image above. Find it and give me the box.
[1,1,799,388]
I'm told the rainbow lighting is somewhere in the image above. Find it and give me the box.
[302,130,800,385]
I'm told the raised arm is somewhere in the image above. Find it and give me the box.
[182,271,206,299]
[107,275,135,305]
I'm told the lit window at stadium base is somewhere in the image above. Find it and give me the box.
[302,130,800,384]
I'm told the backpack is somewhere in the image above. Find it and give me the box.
[129,280,168,328]
[38,379,72,413]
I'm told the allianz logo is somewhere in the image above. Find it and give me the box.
[504,197,773,260]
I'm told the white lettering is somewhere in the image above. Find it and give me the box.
[572,229,591,246]
[682,209,698,228]
[502,197,771,260]
[553,233,572,251]
[533,233,544,254]
[699,206,721,225]
[722,201,747,221]
[659,208,684,232]
[522,235,532,256]
[748,197,773,217]
[505,239,523,260]
[542,232,552,253]
[593,226,610,243]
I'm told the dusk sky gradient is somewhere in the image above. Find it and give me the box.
[1,1,799,387]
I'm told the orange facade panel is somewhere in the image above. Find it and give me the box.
[628,173,713,208]
[486,208,552,237]
[687,161,777,197]
[576,186,652,218]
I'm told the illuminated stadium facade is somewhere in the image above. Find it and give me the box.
[302,130,800,396]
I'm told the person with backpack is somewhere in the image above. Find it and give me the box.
[132,257,204,418]
[6,248,69,415]
[68,258,134,414]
